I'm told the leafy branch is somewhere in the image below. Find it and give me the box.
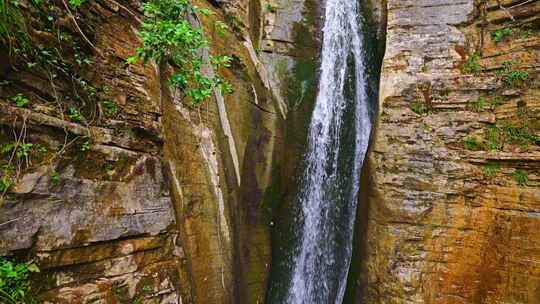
[128,0,233,105]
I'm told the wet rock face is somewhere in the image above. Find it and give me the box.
[363,0,540,303]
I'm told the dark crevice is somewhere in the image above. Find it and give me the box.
[343,0,387,303]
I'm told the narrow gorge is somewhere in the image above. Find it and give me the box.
[0,0,538,304]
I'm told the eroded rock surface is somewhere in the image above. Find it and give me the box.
[0,0,290,303]
[362,0,540,303]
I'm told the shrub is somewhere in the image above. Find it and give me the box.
[68,107,84,122]
[68,0,86,8]
[0,257,39,304]
[128,0,232,105]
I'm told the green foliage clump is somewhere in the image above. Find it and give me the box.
[128,0,232,105]
[463,53,482,74]
[10,94,29,108]
[411,100,429,115]
[482,164,500,178]
[0,174,11,193]
[51,170,60,185]
[102,100,118,117]
[68,0,86,8]
[500,61,529,88]
[464,136,482,151]
[266,4,277,13]
[513,170,528,187]
[468,96,487,112]
[214,20,229,37]
[0,257,39,304]
[504,70,529,87]
[68,107,84,123]
[484,122,539,151]
[1,142,33,159]
[492,28,513,43]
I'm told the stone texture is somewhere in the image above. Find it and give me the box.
[361,0,540,303]
[0,0,289,303]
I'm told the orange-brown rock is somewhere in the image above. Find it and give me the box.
[358,0,540,303]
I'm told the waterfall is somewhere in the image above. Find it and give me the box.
[268,0,372,303]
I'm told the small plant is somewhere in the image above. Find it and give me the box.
[68,0,86,8]
[411,101,428,115]
[489,95,503,108]
[266,4,277,13]
[463,53,481,74]
[468,96,487,112]
[80,140,91,152]
[10,94,29,108]
[504,70,529,87]
[501,122,539,147]
[500,61,529,88]
[214,21,229,37]
[68,107,84,123]
[51,170,60,185]
[485,125,502,151]
[513,170,528,187]
[0,257,40,304]
[464,136,483,151]
[492,28,513,43]
[482,120,539,151]
[102,100,118,117]
[1,143,33,159]
[482,164,500,178]
[0,175,12,193]
[74,52,93,66]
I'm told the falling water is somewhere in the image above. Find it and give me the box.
[268,0,373,303]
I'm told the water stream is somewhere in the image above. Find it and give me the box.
[268,0,373,302]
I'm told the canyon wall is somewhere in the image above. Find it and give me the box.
[0,0,318,303]
[3,0,538,303]
[361,0,540,303]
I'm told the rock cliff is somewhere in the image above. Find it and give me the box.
[1,0,538,303]
[0,0,317,302]
[358,0,540,303]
